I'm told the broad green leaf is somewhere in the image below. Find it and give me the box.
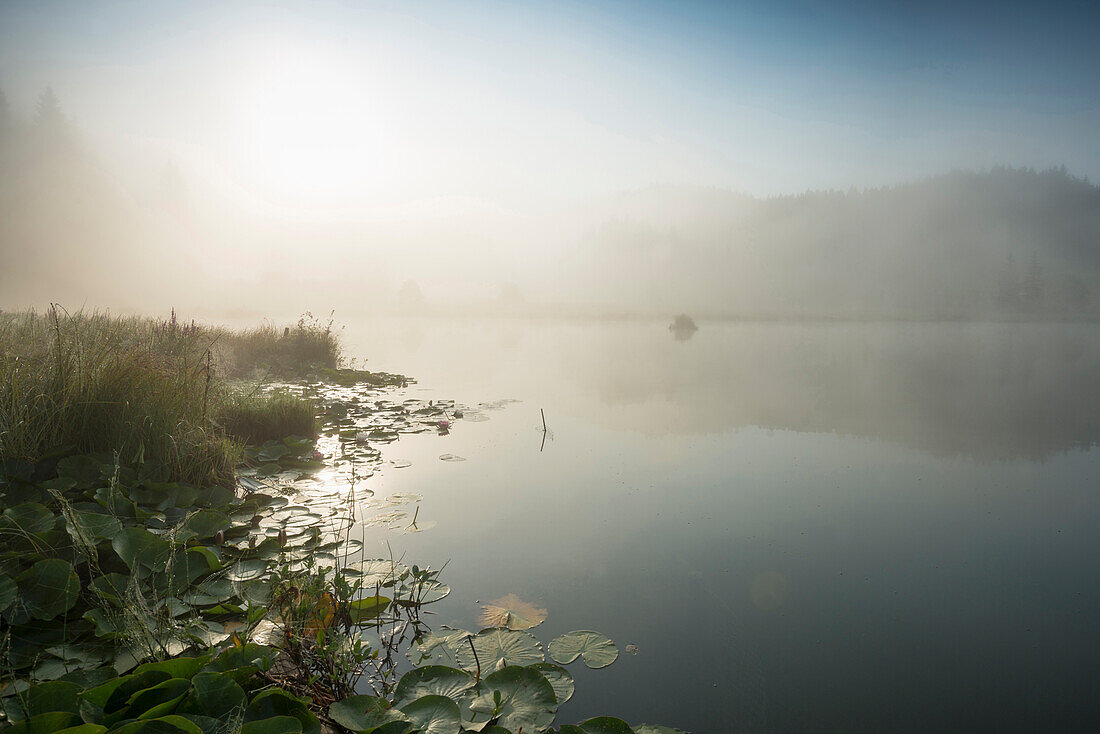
[128,678,191,719]
[455,629,543,672]
[178,510,230,540]
[55,725,109,734]
[548,631,618,669]
[17,559,79,620]
[65,510,122,542]
[632,725,687,734]
[467,666,557,733]
[190,672,245,717]
[111,716,203,733]
[407,629,470,667]
[348,595,391,623]
[134,655,212,680]
[23,680,83,716]
[112,528,171,571]
[0,573,18,612]
[399,695,460,734]
[531,662,575,704]
[228,559,269,582]
[1,503,57,534]
[328,695,411,734]
[393,666,476,708]
[56,455,105,488]
[577,718,635,734]
[240,716,304,734]
[244,689,320,734]
[5,711,82,733]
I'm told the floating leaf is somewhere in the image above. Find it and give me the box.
[394,666,476,708]
[328,695,410,734]
[245,689,320,734]
[455,629,543,672]
[228,559,269,582]
[17,559,80,621]
[190,672,245,718]
[467,666,557,733]
[112,528,171,571]
[633,725,687,734]
[0,573,18,613]
[478,594,547,631]
[548,631,618,669]
[1,503,57,535]
[407,629,471,667]
[65,510,122,542]
[399,695,460,734]
[531,662,574,704]
[576,718,635,734]
[240,716,304,734]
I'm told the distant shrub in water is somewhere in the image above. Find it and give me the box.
[218,388,317,444]
[218,311,342,377]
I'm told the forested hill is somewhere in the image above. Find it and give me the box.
[572,168,1100,320]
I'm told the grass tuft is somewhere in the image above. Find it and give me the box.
[218,389,318,444]
[0,307,327,485]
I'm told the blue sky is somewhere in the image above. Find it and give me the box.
[1,0,1098,203]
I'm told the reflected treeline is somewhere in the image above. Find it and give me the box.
[572,322,1100,460]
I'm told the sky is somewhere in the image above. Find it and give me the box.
[2,0,1098,215]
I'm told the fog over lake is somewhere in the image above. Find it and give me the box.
[322,316,1100,733]
[3,1,1100,731]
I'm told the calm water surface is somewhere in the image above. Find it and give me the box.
[332,318,1100,733]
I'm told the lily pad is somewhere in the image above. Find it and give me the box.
[17,559,80,621]
[548,631,619,669]
[394,666,476,708]
[467,666,557,733]
[455,629,543,672]
[328,695,410,734]
[531,662,575,704]
[478,594,547,631]
[399,695,460,734]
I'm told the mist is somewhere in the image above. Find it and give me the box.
[3,0,1099,320]
[4,3,1100,733]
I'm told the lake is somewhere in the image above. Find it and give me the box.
[330,317,1100,733]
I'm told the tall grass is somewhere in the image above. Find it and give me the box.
[0,308,326,485]
[219,389,318,444]
[0,308,236,484]
[216,311,342,378]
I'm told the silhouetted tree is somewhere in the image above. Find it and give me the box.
[0,87,10,136]
[1022,252,1044,311]
[34,86,67,137]
[997,253,1020,309]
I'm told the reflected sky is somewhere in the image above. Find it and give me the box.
[313,317,1100,732]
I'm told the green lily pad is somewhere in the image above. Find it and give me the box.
[467,666,557,733]
[399,695,460,734]
[2,503,57,534]
[394,666,476,708]
[245,689,320,734]
[455,629,543,672]
[112,528,171,571]
[531,662,575,704]
[17,559,80,620]
[0,573,18,613]
[328,695,411,734]
[576,718,635,734]
[548,631,619,669]
[65,510,122,542]
[190,672,246,718]
[240,716,304,734]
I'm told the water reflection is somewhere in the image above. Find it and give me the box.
[565,322,1100,459]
